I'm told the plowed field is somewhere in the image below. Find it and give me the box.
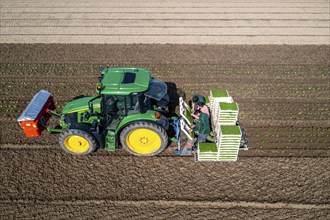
[1,0,329,44]
[0,44,329,219]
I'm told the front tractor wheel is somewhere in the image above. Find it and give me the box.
[59,129,97,155]
[120,122,168,156]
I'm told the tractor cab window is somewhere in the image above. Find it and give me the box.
[116,94,139,114]
[144,78,167,101]
[103,94,139,116]
[103,95,119,116]
[102,93,140,128]
[127,93,139,112]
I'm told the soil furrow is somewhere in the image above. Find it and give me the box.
[1,203,328,220]
[1,44,329,65]
[2,199,330,209]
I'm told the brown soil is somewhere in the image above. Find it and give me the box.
[0,149,329,219]
[2,201,329,220]
[0,44,329,219]
[1,44,329,65]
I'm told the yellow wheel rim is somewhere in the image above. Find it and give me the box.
[64,135,90,153]
[126,128,162,155]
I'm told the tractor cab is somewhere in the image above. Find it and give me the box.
[97,68,169,129]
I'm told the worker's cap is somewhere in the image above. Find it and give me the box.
[193,95,199,102]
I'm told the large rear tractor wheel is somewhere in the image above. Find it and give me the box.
[120,122,168,156]
[59,129,97,155]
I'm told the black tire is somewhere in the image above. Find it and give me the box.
[120,122,168,156]
[59,129,97,156]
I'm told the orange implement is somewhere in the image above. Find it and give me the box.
[17,90,55,137]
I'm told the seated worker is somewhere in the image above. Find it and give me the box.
[191,102,210,119]
[192,94,206,112]
[190,110,211,143]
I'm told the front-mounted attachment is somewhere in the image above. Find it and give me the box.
[17,90,56,137]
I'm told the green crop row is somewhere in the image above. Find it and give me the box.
[255,139,329,144]
[251,133,329,138]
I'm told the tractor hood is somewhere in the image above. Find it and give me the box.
[62,96,101,114]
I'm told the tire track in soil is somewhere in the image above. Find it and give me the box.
[2,199,330,209]
[1,146,330,157]
[1,202,329,220]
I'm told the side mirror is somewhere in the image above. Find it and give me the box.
[88,101,94,114]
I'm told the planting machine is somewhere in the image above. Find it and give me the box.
[18,67,248,161]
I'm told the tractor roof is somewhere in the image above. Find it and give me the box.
[99,68,150,95]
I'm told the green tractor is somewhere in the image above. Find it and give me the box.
[18,67,172,156]
[18,67,248,161]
